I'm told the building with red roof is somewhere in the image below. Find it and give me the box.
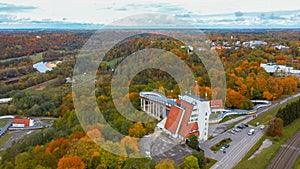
[12,117,34,128]
[140,92,211,141]
[163,94,210,141]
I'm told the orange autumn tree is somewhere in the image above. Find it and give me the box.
[57,156,85,169]
[46,138,70,158]
[128,122,147,138]
[225,88,244,109]
[121,136,139,156]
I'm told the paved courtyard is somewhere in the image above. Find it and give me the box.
[139,128,193,164]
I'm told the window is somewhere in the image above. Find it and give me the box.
[191,114,198,118]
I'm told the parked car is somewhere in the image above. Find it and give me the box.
[220,147,225,152]
[225,144,230,148]
[233,128,241,132]
[248,129,255,135]
[242,123,249,127]
[260,125,265,130]
[229,129,235,134]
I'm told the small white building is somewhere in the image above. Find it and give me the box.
[12,117,34,128]
[260,63,300,76]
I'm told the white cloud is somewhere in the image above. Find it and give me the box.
[0,0,299,28]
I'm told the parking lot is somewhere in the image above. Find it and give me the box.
[200,123,264,161]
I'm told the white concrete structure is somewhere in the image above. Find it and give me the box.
[140,92,212,141]
[0,98,12,104]
[260,63,300,76]
[179,94,211,140]
[139,92,175,120]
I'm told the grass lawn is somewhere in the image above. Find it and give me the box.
[0,119,9,127]
[26,85,69,95]
[207,158,217,168]
[293,154,300,169]
[220,114,244,123]
[104,57,125,67]
[248,95,300,126]
[0,56,27,63]
[234,117,300,169]
[29,52,44,63]
[0,131,19,148]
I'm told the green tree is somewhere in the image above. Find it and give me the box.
[192,150,206,169]
[187,134,199,150]
[122,158,156,169]
[183,155,200,169]
[155,158,177,169]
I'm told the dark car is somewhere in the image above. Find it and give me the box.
[225,144,230,148]
[243,123,249,127]
[237,125,243,129]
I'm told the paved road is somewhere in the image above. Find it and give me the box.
[206,93,300,169]
[210,127,264,169]
[0,131,32,151]
[267,129,300,169]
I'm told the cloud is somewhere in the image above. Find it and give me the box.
[0,16,103,29]
[0,3,36,13]
[0,14,16,23]
[108,2,187,15]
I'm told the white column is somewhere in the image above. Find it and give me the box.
[155,103,158,118]
[146,100,149,113]
[149,101,152,115]
[156,103,159,120]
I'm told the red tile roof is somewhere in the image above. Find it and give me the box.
[164,99,199,139]
[210,99,224,109]
[12,117,30,127]
[177,100,198,139]
[164,106,182,134]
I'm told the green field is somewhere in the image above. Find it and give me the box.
[26,85,68,95]
[293,154,300,169]
[207,158,217,169]
[0,56,27,63]
[29,52,44,63]
[104,57,125,67]
[234,117,300,169]
[220,114,244,123]
[0,119,9,127]
[0,131,20,149]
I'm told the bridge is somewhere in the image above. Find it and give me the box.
[209,100,271,123]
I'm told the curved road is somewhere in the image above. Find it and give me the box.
[209,92,300,169]
[267,129,300,169]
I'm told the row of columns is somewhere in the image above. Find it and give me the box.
[140,97,167,120]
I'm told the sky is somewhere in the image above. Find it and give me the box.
[0,0,300,29]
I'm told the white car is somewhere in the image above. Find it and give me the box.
[259,125,265,130]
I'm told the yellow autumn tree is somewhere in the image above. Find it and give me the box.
[57,156,85,169]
